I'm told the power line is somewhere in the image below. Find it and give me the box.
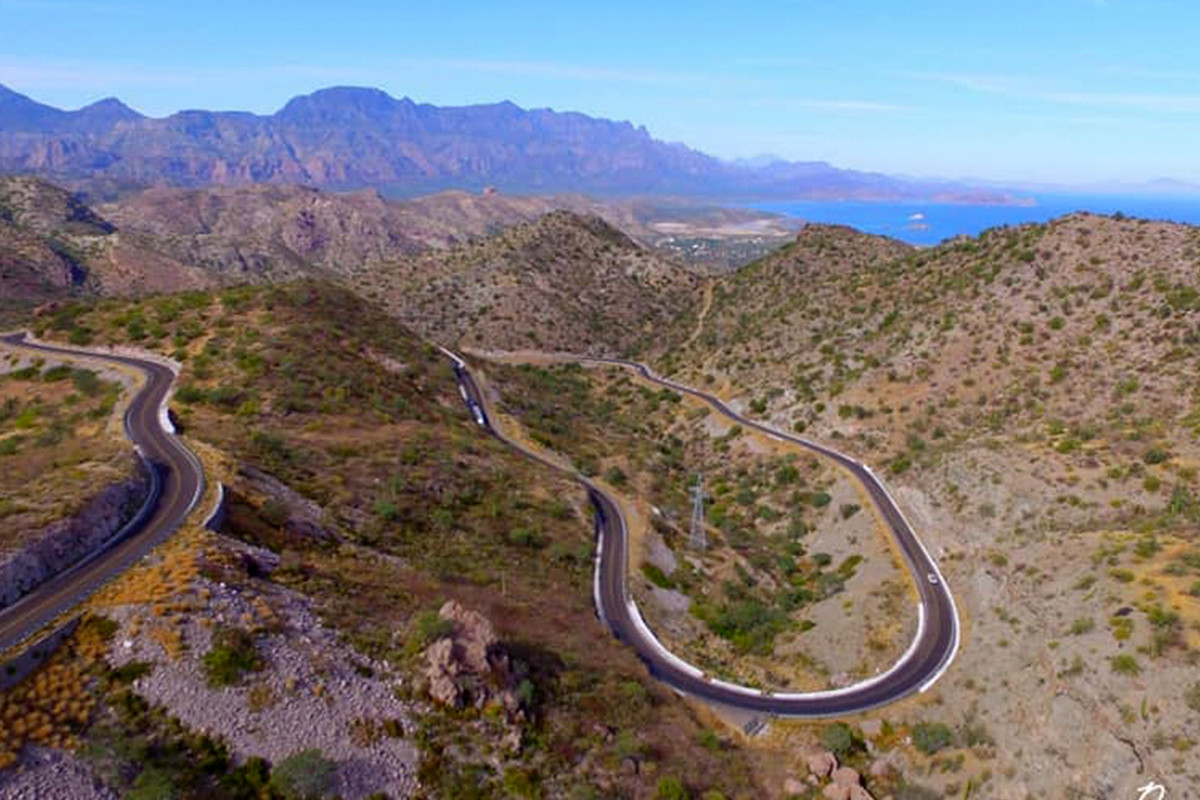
[689,474,707,551]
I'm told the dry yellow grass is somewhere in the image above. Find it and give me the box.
[0,619,110,769]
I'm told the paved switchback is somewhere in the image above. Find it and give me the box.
[445,348,960,718]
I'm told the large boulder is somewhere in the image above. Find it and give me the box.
[803,747,838,778]
[832,767,861,787]
[422,601,522,718]
[859,719,883,737]
[438,600,503,676]
[424,637,460,707]
[783,777,808,796]
[822,785,851,800]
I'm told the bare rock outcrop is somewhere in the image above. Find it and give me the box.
[868,756,897,778]
[423,601,522,720]
[822,784,851,800]
[832,767,861,787]
[235,466,340,544]
[803,747,838,778]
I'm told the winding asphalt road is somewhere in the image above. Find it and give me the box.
[0,328,957,717]
[445,348,960,718]
[0,333,205,653]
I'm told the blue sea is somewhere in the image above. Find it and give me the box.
[749,194,1200,246]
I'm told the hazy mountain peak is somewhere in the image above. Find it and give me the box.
[0,83,65,129]
[0,84,1025,203]
[276,85,405,118]
[75,96,143,123]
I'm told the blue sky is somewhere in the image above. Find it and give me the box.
[3,0,1200,184]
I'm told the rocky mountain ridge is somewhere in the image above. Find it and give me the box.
[0,83,1020,203]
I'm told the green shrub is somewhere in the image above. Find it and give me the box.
[503,767,539,798]
[693,597,786,654]
[820,722,859,758]
[911,721,955,755]
[507,527,546,548]
[220,757,271,797]
[1109,568,1135,583]
[405,610,453,655]
[201,627,263,687]
[373,497,400,522]
[110,661,154,684]
[1110,654,1141,675]
[775,464,800,486]
[126,767,177,800]
[642,563,676,589]
[1185,683,1200,713]
[1068,618,1094,636]
[656,776,689,800]
[41,364,73,382]
[70,368,104,396]
[270,749,337,800]
[1144,448,1170,465]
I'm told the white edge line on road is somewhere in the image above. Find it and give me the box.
[437,345,466,369]
[158,397,176,435]
[155,383,205,515]
[861,465,962,694]
[625,597,707,682]
[202,483,226,529]
[593,521,609,630]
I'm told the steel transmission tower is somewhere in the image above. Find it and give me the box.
[689,474,707,551]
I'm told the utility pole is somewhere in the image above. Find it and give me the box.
[689,474,707,551]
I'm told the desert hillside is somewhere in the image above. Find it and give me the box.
[98,184,568,278]
[364,210,704,355]
[652,212,1200,798]
[104,183,796,274]
[0,176,215,302]
[2,282,759,799]
[663,214,1200,465]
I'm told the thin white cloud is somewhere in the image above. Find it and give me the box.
[734,56,814,69]
[391,57,769,92]
[744,95,913,114]
[915,71,1200,114]
[794,99,911,113]
[1042,90,1200,113]
[0,0,131,12]
[0,58,197,94]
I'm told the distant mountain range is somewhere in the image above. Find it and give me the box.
[968,176,1200,198]
[0,84,1022,204]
